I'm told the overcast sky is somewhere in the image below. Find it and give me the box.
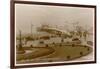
[15,4,94,35]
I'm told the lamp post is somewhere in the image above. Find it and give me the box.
[18,30,22,50]
[31,24,33,37]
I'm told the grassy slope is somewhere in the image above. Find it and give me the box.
[16,45,92,64]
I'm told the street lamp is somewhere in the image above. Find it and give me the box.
[18,30,22,50]
[31,24,33,37]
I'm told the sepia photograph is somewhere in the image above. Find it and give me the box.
[10,1,96,68]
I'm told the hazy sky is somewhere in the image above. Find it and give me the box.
[15,4,94,35]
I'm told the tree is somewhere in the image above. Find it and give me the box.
[75,26,83,38]
[70,31,75,37]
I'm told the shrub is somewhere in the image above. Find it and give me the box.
[66,56,71,59]
[87,48,90,51]
[80,52,83,56]
[46,44,48,47]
